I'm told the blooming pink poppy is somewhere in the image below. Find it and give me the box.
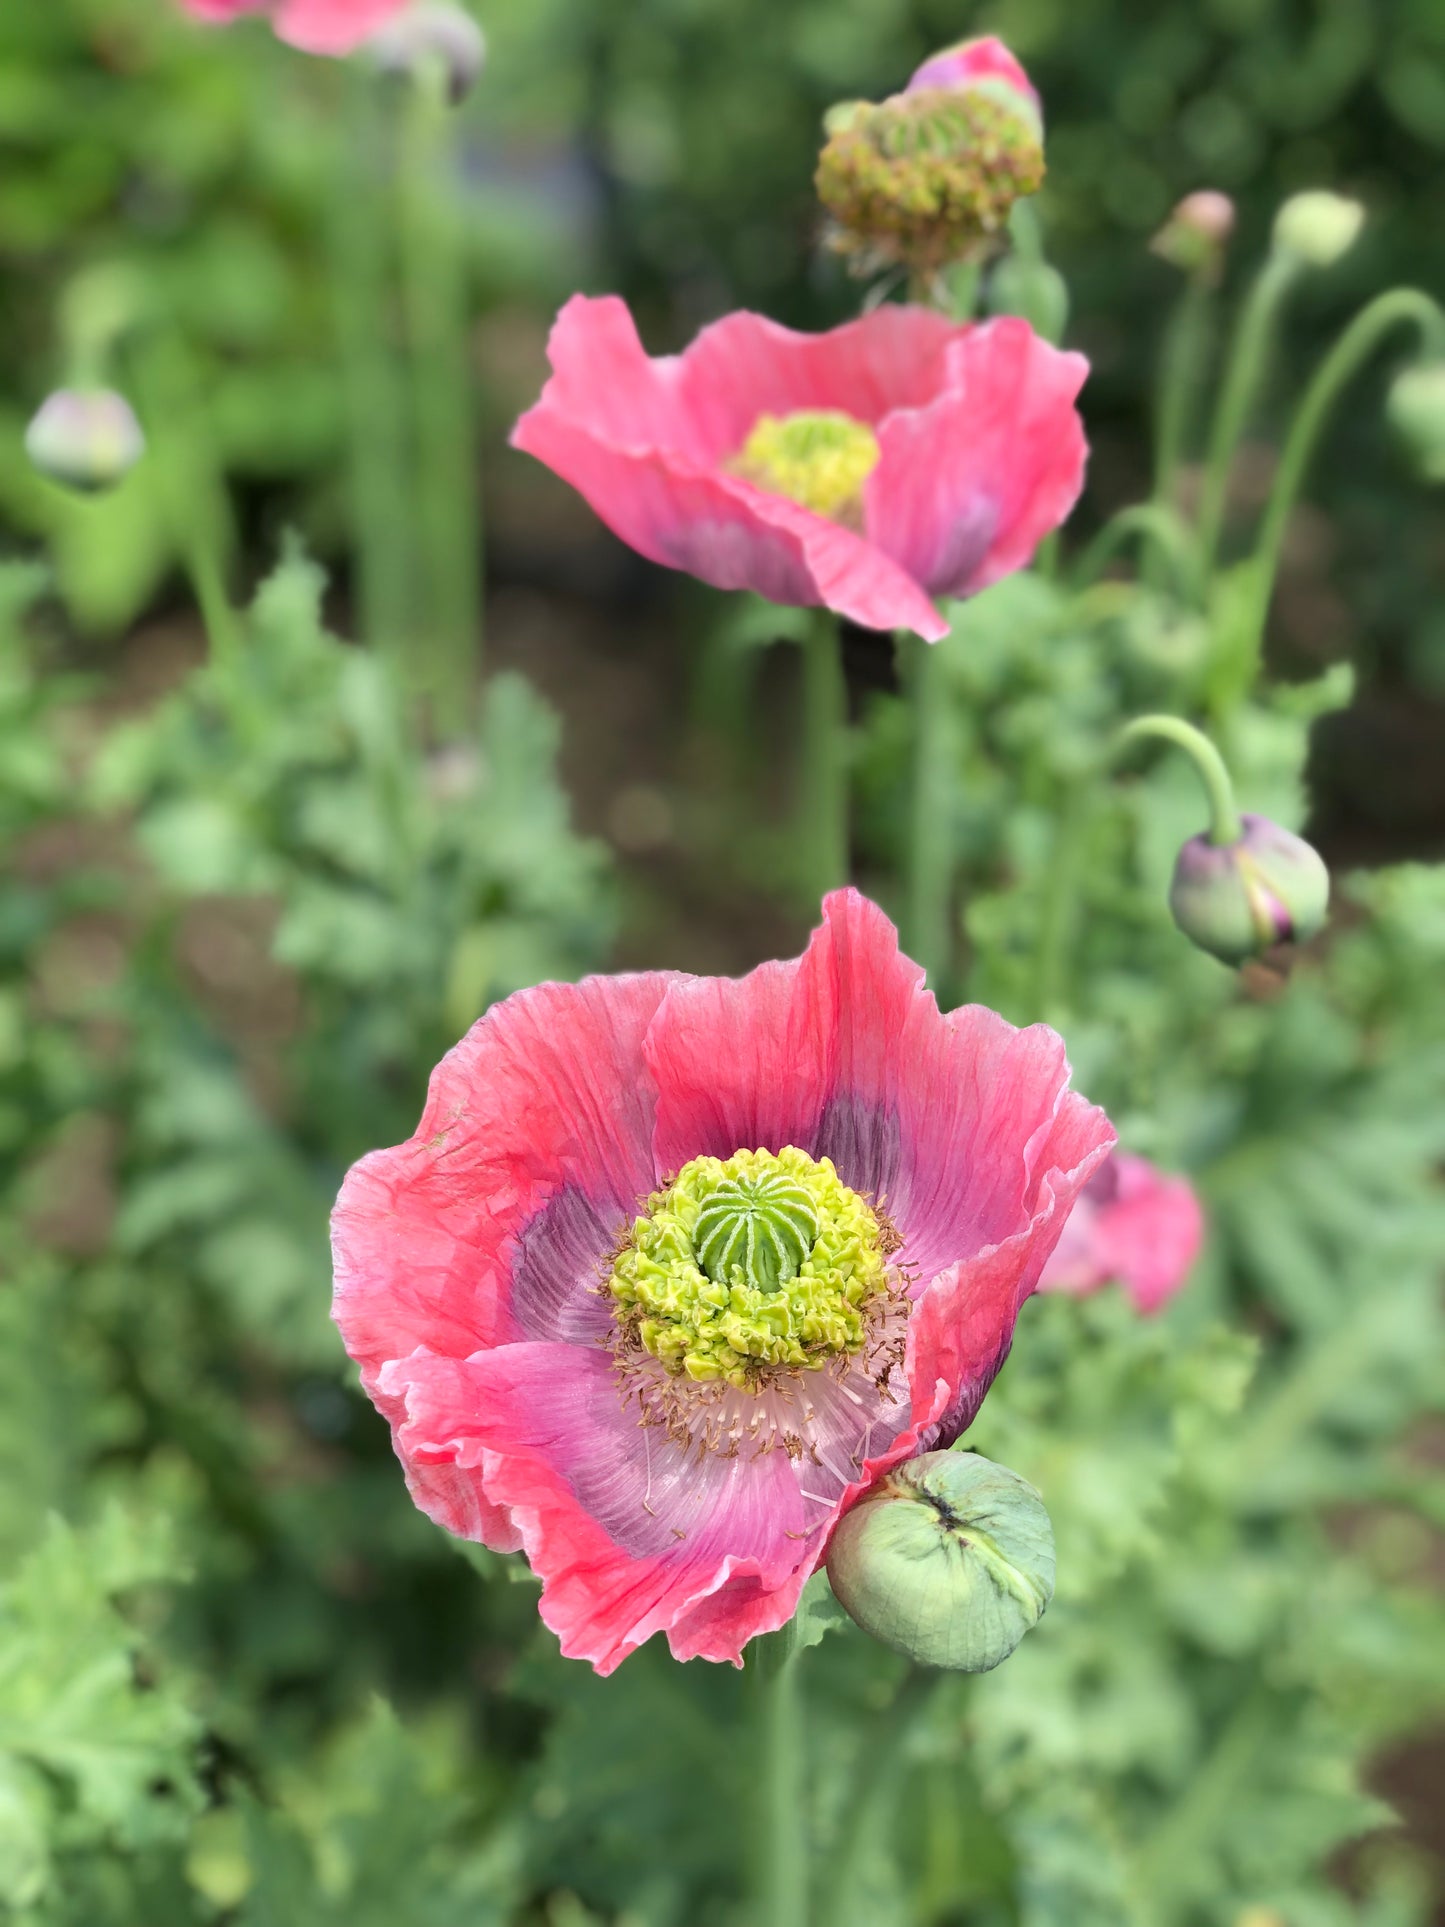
[510,297,1088,642]
[177,0,405,55]
[332,890,1113,1673]
[1039,1150,1204,1314]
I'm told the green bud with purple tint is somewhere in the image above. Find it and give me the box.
[25,388,145,493]
[1169,813,1330,965]
[369,3,486,104]
[827,1450,1055,1671]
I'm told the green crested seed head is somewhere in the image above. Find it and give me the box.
[730,410,881,526]
[816,85,1045,276]
[607,1146,895,1391]
[827,1450,1055,1671]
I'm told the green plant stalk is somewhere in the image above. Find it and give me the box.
[751,1619,807,1927]
[1032,776,1087,1021]
[1153,272,1215,515]
[332,69,413,665]
[399,59,482,731]
[800,609,849,902]
[1196,251,1299,573]
[904,632,955,990]
[1222,287,1445,699]
[1071,502,1198,595]
[818,1666,935,1925]
[1117,714,1242,845]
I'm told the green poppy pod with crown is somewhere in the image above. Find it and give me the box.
[816,36,1045,278]
[828,1451,1056,1671]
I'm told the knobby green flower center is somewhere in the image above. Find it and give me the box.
[607,1146,896,1391]
[730,410,881,525]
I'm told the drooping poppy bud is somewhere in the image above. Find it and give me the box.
[1169,813,1330,965]
[1386,361,1445,484]
[816,36,1044,278]
[24,388,145,493]
[368,1,485,103]
[827,1450,1055,1671]
[1152,190,1235,277]
[1272,190,1364,269]
[988,252,1069,343]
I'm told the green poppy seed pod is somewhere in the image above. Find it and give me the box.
[827,1450,1055,1671]
[1386,362,1445,484]
[24,388,145,492]
[1272,190,1364,269]
[369,3,486,104]
[1169,813,1330,965]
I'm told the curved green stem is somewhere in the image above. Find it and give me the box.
[1248,287,1445,622]
[799,610,849,903]
[904,633,955,992]
[399,58,482,733]
[751,1619,807,1927]
[1117,715,1242,846]
[1196,252,1299,571]
[1071,502,1198,595]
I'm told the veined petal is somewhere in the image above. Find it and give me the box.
[867,317,1088,598]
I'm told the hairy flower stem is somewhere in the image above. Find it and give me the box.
[332,70,413,668]
[1196,252,1299,575]
[1118,715,1242,846]
[751,1619,808,1927]
[800,609,849,902]
[1209,288,1445,713]
[904,632,955,992]
[399,58,482,734]
[1153,272,1215,520]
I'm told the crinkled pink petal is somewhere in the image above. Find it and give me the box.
[908,35,1040,113]
[381,1344,826,1672]
[1041,1151,1204,1314]
[647,888,1113,1274]
[332,971,681,1390]
[866,318,1088,599]
[176,0,404,50]
[511,296,1086,641]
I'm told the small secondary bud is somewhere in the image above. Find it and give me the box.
[369,2,486,103]
[1169,814,1330,965]
[1152,191,1235,276]
[817,36,1043,278]
[25,388,145,492]
[1386,361,1445,484]
[988,253,1069,343]
[1272,190,1364,270]
[827,1450,1055,1671]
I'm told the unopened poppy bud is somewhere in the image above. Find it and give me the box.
[24,388,145,492]
[827,1450,1055,1672]
[989,253,1069,343]
[1386,361,1445,483]
[817,36,1044,277]
[1170,813,1330,965]
[369,2,485,103]
[1272,190,1364,269]
[1152,190,1235,276]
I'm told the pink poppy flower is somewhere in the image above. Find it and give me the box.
[510,297,1088,642]
[1040,1150,1204,1314]
[177,0,405,56]
[332,890,1113,1673]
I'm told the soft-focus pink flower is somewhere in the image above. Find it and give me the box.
[332,890,1114,1673]
[1040,1150,1204,1314]
[511,297,1089,642]
[908,34,1041,119]
[177,0,405,55]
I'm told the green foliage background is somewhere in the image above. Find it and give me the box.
[0,1,1442,1923]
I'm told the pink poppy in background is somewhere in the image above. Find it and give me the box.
[511,297,1088,642]
[177,0,404,55]
[332,890,1113,1673]
[1040,1150,1204,1314]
